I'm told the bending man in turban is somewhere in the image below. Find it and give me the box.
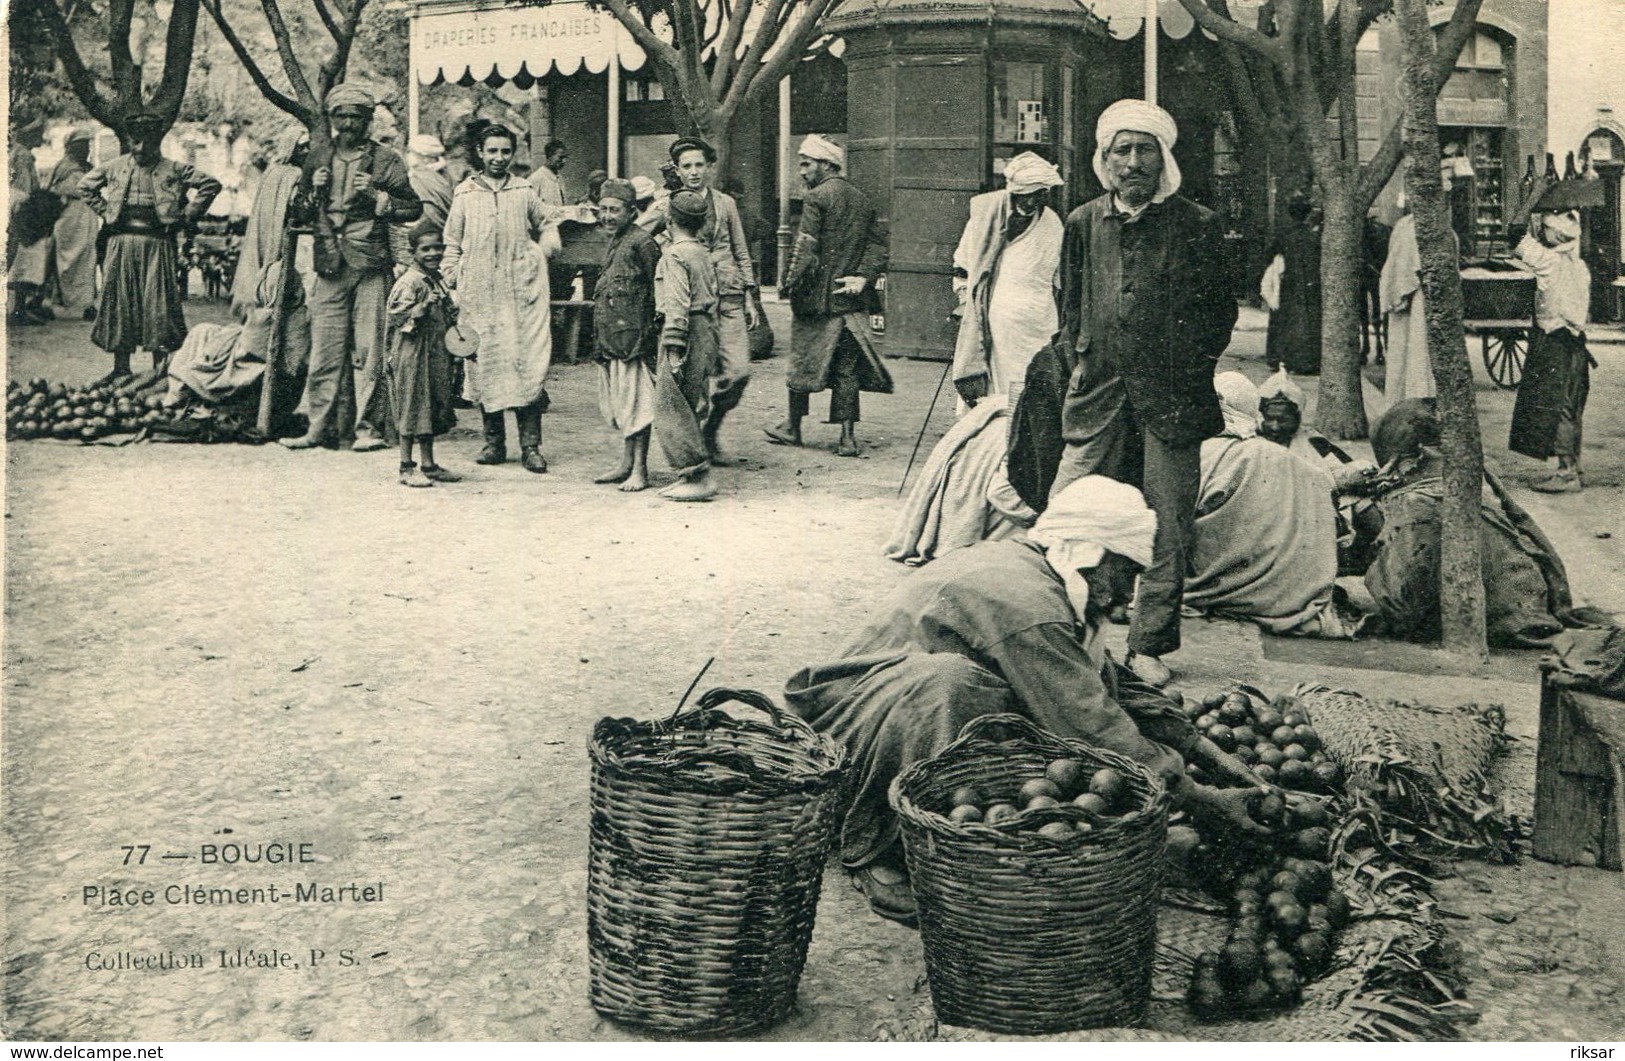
[1028,99,1238,689]
[789,476,1269,924]
[950,151,1065,409]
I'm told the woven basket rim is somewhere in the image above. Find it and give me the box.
[589,689,845,794]
[892,713,1169,847]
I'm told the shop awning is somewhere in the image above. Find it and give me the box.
[411,0,845,86]
[412,1,646,84]
[1085,0,1265,41]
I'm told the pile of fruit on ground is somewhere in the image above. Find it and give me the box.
[1182,686,1342,793]
[939,760,1135,840]
[1174,791,1352,1020]
[7,375,168,441]
[1170,683,1471,1034]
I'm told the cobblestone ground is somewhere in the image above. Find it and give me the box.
[4,305,1623,1041]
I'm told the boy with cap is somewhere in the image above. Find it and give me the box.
[591,178,662,492]
[653,190,722,501]
[654,136,759,462]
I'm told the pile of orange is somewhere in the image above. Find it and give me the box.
[941,759,1132,839]
[1184,791,1351,1018]
[1182,689,1342,793]
[7,377,167,441]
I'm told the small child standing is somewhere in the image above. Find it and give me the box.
[590,178,661,492]
[387,222,462,487]
[653,190,721,502]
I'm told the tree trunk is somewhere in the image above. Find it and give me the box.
[1314,168,1369,438]
[1395,0,1487,662]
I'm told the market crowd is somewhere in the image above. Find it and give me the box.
[9,89,1612,923]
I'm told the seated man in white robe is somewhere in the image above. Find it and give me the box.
[1185,373,1357,639]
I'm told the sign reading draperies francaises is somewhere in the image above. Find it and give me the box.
[410,0,649,83]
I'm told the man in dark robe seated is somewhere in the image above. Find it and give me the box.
[786,476,1270,924]
[1360,399,1610,647]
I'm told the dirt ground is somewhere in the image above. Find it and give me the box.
[3,299,1623,1042]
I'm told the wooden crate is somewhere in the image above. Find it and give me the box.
[1533,677,1624,871]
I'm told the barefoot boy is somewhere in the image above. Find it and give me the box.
[386,222,461,487]
[653,190,721,502]
[590,179,661,492]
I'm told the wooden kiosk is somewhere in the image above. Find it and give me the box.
[822,0,1128,361]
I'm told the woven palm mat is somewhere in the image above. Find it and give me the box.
[1291,685,1516,862]
[872,888,1467,1042]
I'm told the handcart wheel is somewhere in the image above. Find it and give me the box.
[1482,330,1525,389]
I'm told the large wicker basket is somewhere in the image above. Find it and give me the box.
[891,713,1169,1035]
[587,688,846,1036]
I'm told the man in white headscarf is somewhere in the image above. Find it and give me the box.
[788,475,1269,924]
[950,152,1066,409]
[1037,98,1239,689]
[1509,209,1592,492]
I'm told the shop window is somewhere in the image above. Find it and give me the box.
[1440,125,1507,257]
[992,61,1060,188]
[1586,130,1623,167]
[624,79,664,102]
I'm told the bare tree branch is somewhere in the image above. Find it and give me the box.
[201,0,306,119]
[317,0,369,100]
[735,0,835,114]
[1275,0,1304,80]
[721,0,790,110]
[149,0,203,120]
[108,0,136,109]
[1217,39,1269,139]
[1175,0,1284,66]
[597,0,683,80]
[671,0,707,107]
[1356,0,1484,205]
[709,0,754,98]
[312,0,344,42]
[259,0,318,111]
[1336,0,1358,164]
[29,0,121,128]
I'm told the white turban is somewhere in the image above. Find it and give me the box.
[1003,151,1063,195]
[1093,98,1182,203]
[798,134,844,169]
[1213,371,1260,439]
[1543,209,1581,254]
[1031,476,1158,618]
[629,175,659,202]
[408,134,444,158]
[1258,365,1305,409]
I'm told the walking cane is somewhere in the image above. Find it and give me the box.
[897,355,953,497]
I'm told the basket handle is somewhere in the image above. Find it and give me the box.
[691,687,788,729]
[953,712,1051,746]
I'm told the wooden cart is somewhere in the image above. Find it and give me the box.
[1461,264,1536,389]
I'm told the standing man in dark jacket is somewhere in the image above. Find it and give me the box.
[281,84,422,452]
[767,135,891,458]
[1051,99,1238,688]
